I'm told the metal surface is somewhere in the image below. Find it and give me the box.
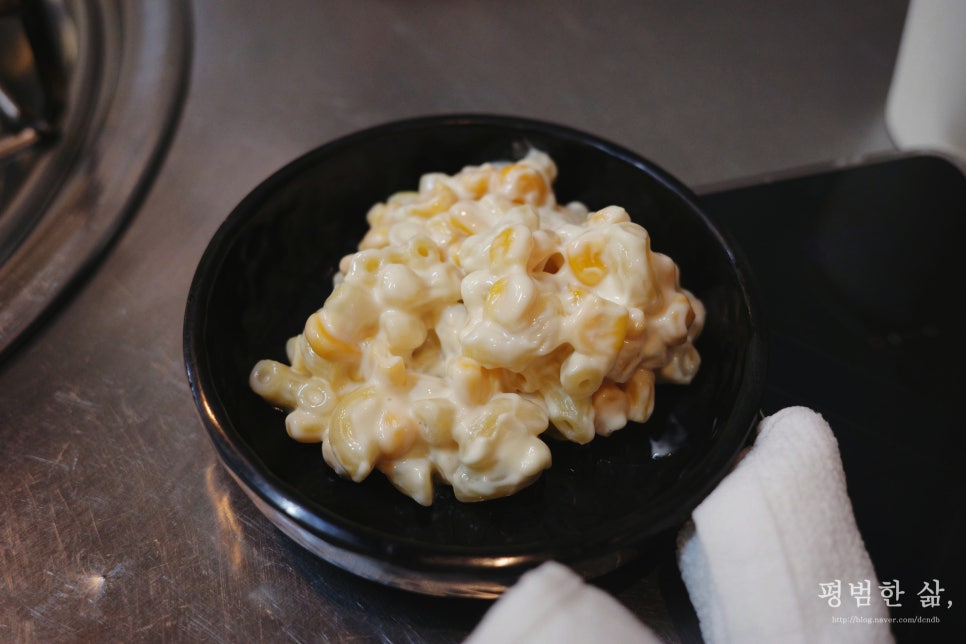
[0,0,190,360]
[0,1,910,641]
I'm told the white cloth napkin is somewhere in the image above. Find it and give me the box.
[467,406,894,643]
[677,406,893,643]
[465,560,661,643]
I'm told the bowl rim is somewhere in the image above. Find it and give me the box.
[183,112,767,594]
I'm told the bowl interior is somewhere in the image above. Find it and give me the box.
[185,115,765,576]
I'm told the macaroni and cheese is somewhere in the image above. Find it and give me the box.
[250,150,705,505]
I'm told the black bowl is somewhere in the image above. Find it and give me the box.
[183,114,766,597]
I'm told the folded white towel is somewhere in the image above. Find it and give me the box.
[465,561,660,643]
[467,406,893,643]
[677,406,894,643]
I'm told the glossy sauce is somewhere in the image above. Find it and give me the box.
[250,151,704,505]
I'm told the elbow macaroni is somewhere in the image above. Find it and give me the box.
[250,150,705,505]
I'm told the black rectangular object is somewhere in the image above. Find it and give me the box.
[699,154,966,642]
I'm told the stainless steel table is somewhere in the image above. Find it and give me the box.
[0,1,910,640]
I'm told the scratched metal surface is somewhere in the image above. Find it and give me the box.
[0,1,908,641]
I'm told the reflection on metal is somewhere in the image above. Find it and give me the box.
[205,463,245,571]
[0,125,37,157]
[0,0,191,361]
[0,0,67,139]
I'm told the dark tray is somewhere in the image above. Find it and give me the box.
[696,152,965,642]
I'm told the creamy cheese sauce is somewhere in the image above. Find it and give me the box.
[250,150,704,505]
